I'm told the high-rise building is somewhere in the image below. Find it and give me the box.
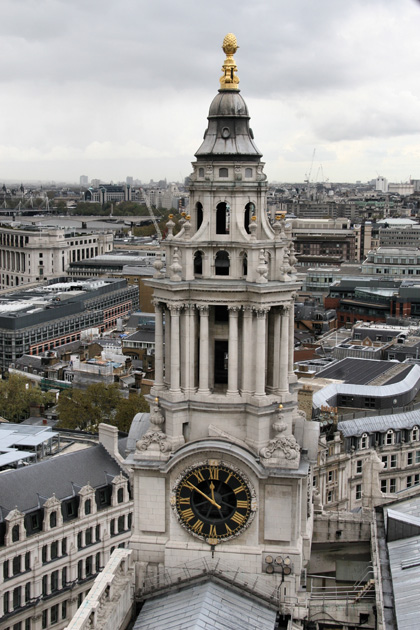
[80,175,89,186]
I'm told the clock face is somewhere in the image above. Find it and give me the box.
[174,463,254,542]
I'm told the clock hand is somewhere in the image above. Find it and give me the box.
[209,481,216,503]
[187,482,221,509]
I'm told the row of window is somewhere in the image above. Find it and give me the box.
[4,513,131,579]
[77,526,100,550]
[197,167,254,178]
[3,553,30,580]
[373,268,420,275]
[358,428,419,450]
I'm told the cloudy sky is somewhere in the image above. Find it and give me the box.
[1,0,420,185]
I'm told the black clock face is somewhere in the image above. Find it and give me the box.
[175,464,252,541]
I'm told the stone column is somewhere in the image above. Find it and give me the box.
[272,307,281,392]
[254,307,269,397]
[198,305,210,393]
[241,306,253,394]
[182,304,196,393]
[164,306,171,387]
[153,300,164,389]
[288,298,295,377]
[279,305,289,393]
[169,304,181,392]
[227,306,239,395]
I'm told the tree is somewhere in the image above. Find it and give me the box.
[56,383,149,433]
[0,375,54,422]
[113,394,149,433]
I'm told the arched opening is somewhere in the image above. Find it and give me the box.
[245,167,253,178]
[194,251,203,275]
[214,340,228,384]
[219,167,228,177]
[196,202,203,230]
[242,252,248,276]
[244,202,255,234]
[215,251,230,276]
[216,202,230,234]
[198,167,204,177]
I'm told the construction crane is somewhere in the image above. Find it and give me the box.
[140,188,163,241]
[304,148,316,199]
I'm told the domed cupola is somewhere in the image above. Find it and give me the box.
[195,33,262,161]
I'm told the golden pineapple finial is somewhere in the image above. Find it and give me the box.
[220,33,240,91]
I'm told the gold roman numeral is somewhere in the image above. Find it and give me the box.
[208,467,219,480]
[193,469,205,482]
[236,500,249,509]
[225,523,233,535]
[209,524,217,537]
[191,519,204,534]
[233,484,246,495]
[225,472,232,484]
[179,497,190,505]
[181,508,195,522]
[231,512,246,526]
[183,480,196,491]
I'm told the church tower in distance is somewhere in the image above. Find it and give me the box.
[128,34,319,626]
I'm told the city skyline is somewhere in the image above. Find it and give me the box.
[1,0,420,184]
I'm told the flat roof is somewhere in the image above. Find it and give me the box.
[316,358,398,385]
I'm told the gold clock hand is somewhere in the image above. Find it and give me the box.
[210,481,216,503]
[187,482,221,509]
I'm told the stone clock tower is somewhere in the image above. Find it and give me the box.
[127,34,319,626]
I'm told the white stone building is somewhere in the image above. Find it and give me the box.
[0,225,113,289]
[0,425,132,630]
[314,410,420,511]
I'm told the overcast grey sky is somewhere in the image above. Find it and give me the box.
[1,0,420,185]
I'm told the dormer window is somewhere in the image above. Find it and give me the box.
[12,525,20,543]
[49,511,57,528]
[360,433,368,449]
[85,499,91,515]
[412,426,419,441]
[386,429,394,445]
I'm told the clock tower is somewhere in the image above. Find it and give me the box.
[128,34,319,626]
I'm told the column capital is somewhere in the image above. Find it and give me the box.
[243,305,254,316]
[183,303,196,312]
[152,299,165,311]
[197,304,209,315]
[281,304,291,313]
[228,305,240,315]
[167,303,183,314]
[254,306,270,317]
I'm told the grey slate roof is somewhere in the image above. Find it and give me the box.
[338,409,420,437]
[0,444,123,518]
[124,330,155,343]
[387,526,420,628]
[133,580,276,630]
